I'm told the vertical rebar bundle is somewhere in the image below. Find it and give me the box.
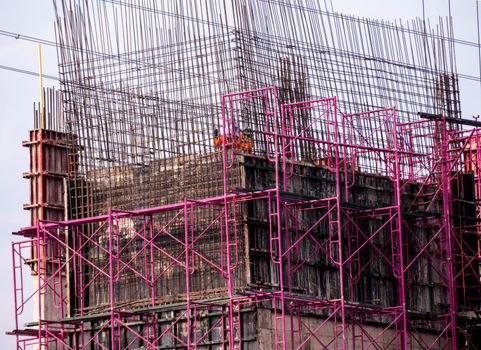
[52,0,460,218]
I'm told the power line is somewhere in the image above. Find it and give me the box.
[0,64,58,81]
[0,29,56,47]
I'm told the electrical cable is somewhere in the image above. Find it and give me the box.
[0,63,58,80]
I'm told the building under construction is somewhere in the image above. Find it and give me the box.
[9,0,481,349]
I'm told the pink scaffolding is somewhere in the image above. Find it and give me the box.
[11,87,481,349]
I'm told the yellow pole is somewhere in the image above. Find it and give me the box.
[38,44,45,129]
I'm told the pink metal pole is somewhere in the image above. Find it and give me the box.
[36,222,44,349]
[108,209,116,349]
[267,86,288,350]
[391,109,408,349]
[221,92,237,349]
[440,116,458,348]
[184,197,192,350]
[11,242,19,349]
[331,98,348,350]
[149,215,155,307]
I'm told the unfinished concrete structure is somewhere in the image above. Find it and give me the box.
[10,1,481,349]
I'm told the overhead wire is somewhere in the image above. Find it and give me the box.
[0,63,58,80]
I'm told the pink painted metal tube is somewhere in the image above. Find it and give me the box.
[440,116,458,348]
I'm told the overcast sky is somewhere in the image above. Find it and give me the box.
[0,0,479,347]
